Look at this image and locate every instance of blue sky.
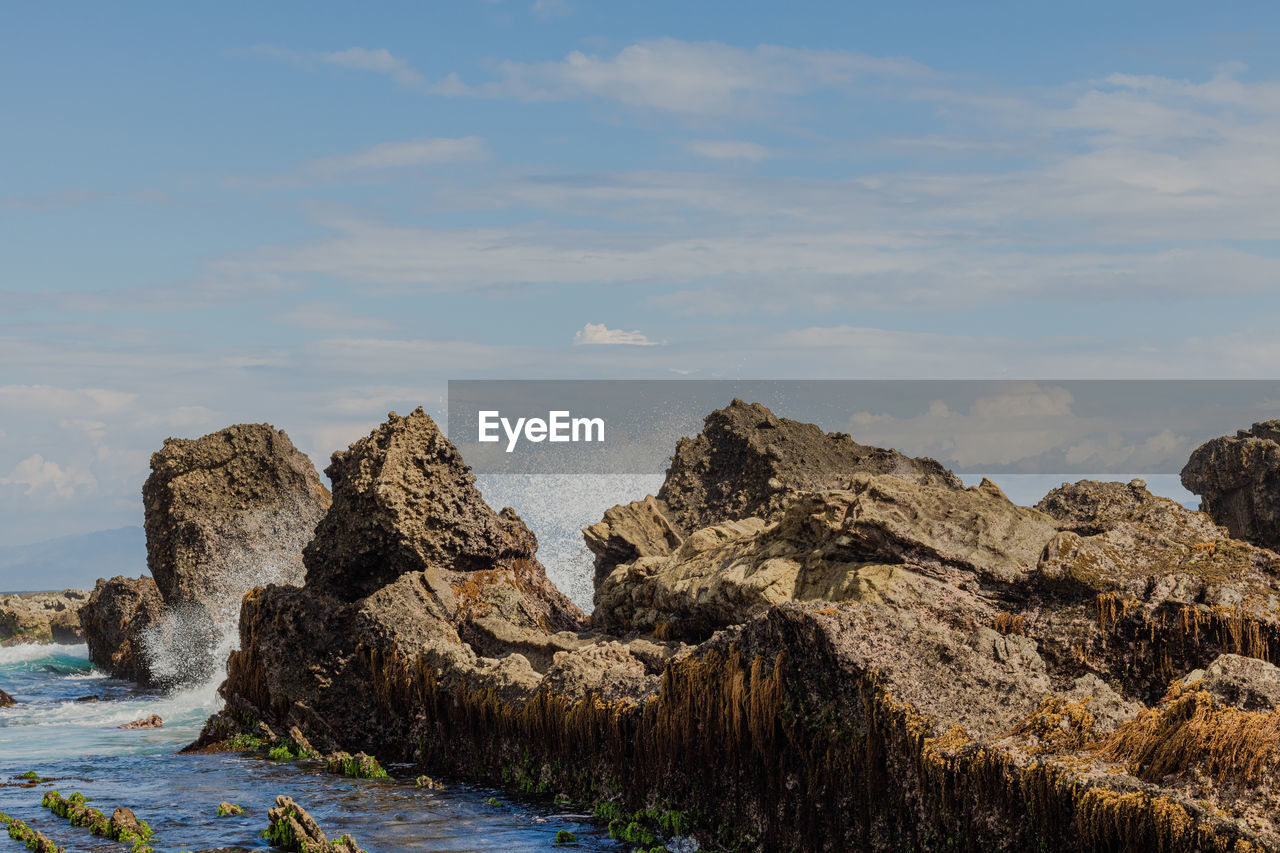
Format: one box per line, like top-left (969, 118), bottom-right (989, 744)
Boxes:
top-left (4, 1), bottom-right (1280, 545)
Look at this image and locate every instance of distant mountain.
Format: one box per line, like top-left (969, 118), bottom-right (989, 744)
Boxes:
top-left (0, 526), bottom-right (147, 592)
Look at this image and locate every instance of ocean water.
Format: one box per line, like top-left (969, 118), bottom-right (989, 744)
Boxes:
top-left (0, 643), bottom-right (618, 852)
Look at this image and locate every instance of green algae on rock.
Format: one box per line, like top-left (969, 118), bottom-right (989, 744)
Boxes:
top-left (0, 812), bottom-right (64, 853)
top-left (264, 796), bottom-right (365, 853)
top-left (41, 791), bottom-right (155, 853)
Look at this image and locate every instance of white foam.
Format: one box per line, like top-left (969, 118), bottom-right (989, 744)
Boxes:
top-left (0, 643), bottom-right (89, 665)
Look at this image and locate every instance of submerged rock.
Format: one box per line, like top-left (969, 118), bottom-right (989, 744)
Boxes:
top-left (198, 401), bottom-right (1280, 851)
top-left (0, 589), bottom-right (89, 645)
top-left (79, 576), bottom-right (164, 685)
top-left (1182, 420), bottom-right (1280, 549)
top-left (265, 796), bottom-right (364, 853)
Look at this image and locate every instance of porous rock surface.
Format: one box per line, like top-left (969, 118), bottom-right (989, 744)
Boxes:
top-left (1182, 419), bottom-right (1280, 549)
top-left (79, 576), bottom-right (165, 684)
top-left (145, 423), bottom-right (330, 620)
top-left (198, 404), bottom-right (1280, 852)
top-left (83, 424), bottom-right (329, 686)
top-left (0, 590), bottom-right (88, 645)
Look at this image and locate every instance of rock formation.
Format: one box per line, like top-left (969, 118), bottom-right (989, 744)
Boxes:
top-left (144, 423), bottom-right (330, 622)
top-left (584, 398), bottom-right (961, 590)
top-left (0, 590), bottom-right (88, 645)
top-left (1182, 420), bottom-right (1280, 549)
top-left (195, 402), bottom-right (1280, 851)
top-left (79, 576), bottom-right (164, 684)
top-left (0, 688), bottom-right (14, 707)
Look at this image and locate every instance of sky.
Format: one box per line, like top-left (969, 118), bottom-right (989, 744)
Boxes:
top-left (4, 1), bottom-right (1280, 546)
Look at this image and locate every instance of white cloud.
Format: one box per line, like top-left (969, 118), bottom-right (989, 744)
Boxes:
top-left (573, 323), bottom-right (664, 346)
top-left (0, 455), bottom-right (96, 499)
top-left (685, 139), bottom-right (773, 161)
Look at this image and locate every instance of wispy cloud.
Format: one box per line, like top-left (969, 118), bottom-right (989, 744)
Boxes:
top-left (531, 0), bottom-right (571, 19)
top-left (432, 38), bottom-right (933, 115)
top-left (320, 47), bottom-right (425, 87)
top-left (305, 137), bottom-right (487, 176)
top-left (573, 323), bottom-right (665, 346)
top-left (685, 139), bottom-right (773, 161)
top-left (248, 45), bottom-right (427, 90)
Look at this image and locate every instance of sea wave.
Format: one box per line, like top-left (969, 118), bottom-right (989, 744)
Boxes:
top-left (0, 642), bottom-right (89, 666)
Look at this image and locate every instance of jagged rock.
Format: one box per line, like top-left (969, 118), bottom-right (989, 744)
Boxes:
top-left (300, 408), bottom-right (580, 630)
top-left (304, 408), bottom-right (556, 602)
top-left (79, 576), bottom-right (164, 684)
top-left (0, 688), bottom-right (14, 707)
top-left (585, 399), bottom-right (962, 584)
top-left (0, 590), bottom-right (89, 645)
top-left (1182, 420), bottom-right (1280, 549)
top-left (658, 398), bottom-right (962, 533)
top-left (144, 423), bottom-right (329, 623)
top-left (120, 714), bottom-right (163, 729)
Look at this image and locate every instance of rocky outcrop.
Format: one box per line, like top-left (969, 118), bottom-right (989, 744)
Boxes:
top-left (0, 590), bottom-right (88, 645)
top-left (584, 398), bottom-right (962, 589)
top-left (198, 402), bottom-right (1280, 851)
top-left (79, 576), bottom-right (164, 684)
top-left (145, 423), bottom-right (329, 622)
top-left (1182, 420), bottom-right (1280, 549)
top-left (0, 688), bottom-right (14, 707)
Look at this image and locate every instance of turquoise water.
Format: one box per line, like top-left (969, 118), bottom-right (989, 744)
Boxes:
top-left (0, 643), bottom-right (617, 852)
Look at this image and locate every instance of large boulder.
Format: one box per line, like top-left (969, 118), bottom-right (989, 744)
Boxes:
top-left (1181, 420), bottom-right (1280, 549)
top-left (0, 688), bottom-right (13, 708)
top-left (0, 590), bottom-right (89, 645)
top-left (79, 576), bottom-right (164, 684)
top-left (144, 423), bottom-right (330, 625)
